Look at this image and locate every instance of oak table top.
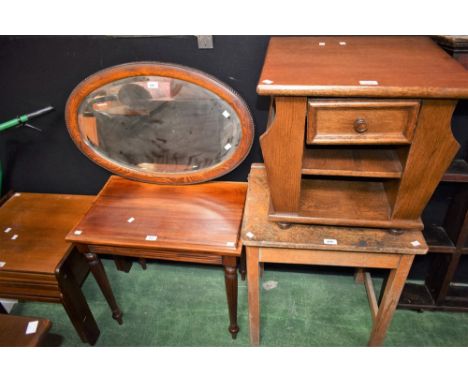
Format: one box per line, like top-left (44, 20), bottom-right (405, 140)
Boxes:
top-left (241, 164), bottom-right (428, 255)
top-left (0, 193), bottom-right (95, 274)
top-left (0, 314), bottom-right (51, 346)
top-left (257, 36), bottom-right (468, 98)
top-left (66, 176), bottom-right (247, 256)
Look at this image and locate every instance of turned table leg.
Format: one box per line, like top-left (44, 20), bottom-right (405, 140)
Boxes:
top-left (223, 256), bottom-right (239, 339)
top-left (58, 261), bottom-right (100, 345)
top-left (84, 252), bottom-right (123, 325)
top-left (368, 255), bottom-right (415, 346)
top-left (247, 246), bottom-right (261, 346)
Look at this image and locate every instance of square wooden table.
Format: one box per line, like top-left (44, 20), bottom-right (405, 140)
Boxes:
top-left (242, 165), bottom-right (428, 346)
top-left (0, 193), bottom-right (122, 345)
top-left (66, 176), bottom-right (247, 338)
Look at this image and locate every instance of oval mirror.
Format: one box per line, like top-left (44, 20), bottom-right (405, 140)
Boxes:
top-left (65, 62), bottom-right (254, 184)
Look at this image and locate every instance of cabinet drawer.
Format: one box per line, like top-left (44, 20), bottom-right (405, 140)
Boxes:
top-left (306, 99), bottom-right (420, 144)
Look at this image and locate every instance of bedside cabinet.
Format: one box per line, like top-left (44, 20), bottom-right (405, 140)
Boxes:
top-left (257, 36), bottom-right (468, 230)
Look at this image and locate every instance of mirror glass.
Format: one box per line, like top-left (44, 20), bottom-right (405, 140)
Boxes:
top-left (77, 76), bottom-right (242, 174)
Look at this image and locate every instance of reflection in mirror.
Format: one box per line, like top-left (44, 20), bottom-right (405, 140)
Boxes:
top-left (77, 76), bottom-right (242, 174)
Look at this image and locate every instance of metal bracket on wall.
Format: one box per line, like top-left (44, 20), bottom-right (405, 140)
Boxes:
top-left (196, 35), bottom-right (213, 49)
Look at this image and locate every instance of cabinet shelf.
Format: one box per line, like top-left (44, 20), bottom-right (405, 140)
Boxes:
top-left (302, 147), bottom-right (403, 179)
top-left (441, 159), bottom-right (468, 183)
top-left (423, 224), bottom-right (456, 253)
top-left (399, 283), bottom-right (468, 312)
top-left (268, 178), bottom-right (422, 229)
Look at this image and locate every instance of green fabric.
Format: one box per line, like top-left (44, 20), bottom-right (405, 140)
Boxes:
top-left (10, 259), bottom-right (468, 346)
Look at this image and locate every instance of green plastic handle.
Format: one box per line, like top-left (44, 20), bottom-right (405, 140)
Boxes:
top-left (0, 115), bottom-right (28, 132)
top-left (0, 115), bottom-right (27, 193)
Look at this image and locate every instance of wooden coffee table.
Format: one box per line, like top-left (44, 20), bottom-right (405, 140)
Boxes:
top-left (242, 165), bottom-right (428, 346)
top-left (0, 193), bottom-right (122, 345)
top-left (66, 176), bottom-right (247, 338)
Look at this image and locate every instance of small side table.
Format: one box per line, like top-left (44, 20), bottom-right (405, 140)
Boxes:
top-left (0, 314), bottom-right (51, 346)
top-left (242, 165), bottom-right (428, 346)
top-left (0, 193), bottom-right (122, 345)
top-left (66, 176), bottom-right (247, 338)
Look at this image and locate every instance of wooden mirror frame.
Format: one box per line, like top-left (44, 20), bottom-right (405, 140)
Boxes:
top-left (65, 62), bottom-right (254, 184)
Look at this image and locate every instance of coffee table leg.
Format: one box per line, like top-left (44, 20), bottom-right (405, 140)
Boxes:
top-left (84, 252), bottom-right (123, 325)
top-left (368, 254), bottom-right (415, 346)
top-left (58, 263), bottom-right (100, 345)
top-left (247, 246), bottom-right (261, 346)
top-left (223, 256), bottom-right (239, 339)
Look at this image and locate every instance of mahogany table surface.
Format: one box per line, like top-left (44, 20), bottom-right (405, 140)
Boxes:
top-left (0, 193), bottom-right (95, 274)
top-left (257, 36), bottom-right (468, 98)
top-left (0, 314), bottom-right (51, 346)
top-left (241, 164), bottom-right (428, 255)
top-left (66, 176), bottom-right (247, 256)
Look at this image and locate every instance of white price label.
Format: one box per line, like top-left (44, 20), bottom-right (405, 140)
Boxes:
top-left (359, 80), bottom-right (379, 86)
top-left (25, 320), bottom-right (39, 334)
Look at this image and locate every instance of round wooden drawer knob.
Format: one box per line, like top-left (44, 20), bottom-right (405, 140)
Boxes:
top-left (353, 118), bottom-right (368, 133)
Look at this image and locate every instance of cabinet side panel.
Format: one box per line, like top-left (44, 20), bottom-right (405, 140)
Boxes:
top-left (260, 96), bottom-right (307, 213)
top-left (392, 100), bottom-right (459, 220)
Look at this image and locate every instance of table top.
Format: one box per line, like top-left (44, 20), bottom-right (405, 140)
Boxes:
top-left (433, 35), bottom-right (468, 50)
top-left (257, 36), bottom-right (468, 98)
top-left (0, 314), bottom-right (51, 346)
top-left (241, 164), bottom-right (428, 255)
top-left (0, 193), bottom-right (94, 274)
top-left (66, 176), bottom-right (247, 255)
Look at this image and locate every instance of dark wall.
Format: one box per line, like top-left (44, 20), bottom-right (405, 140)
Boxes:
top-left (0, 36), bottom-right (270, 195)
top-left (1, 35), bottom-right (467, 281)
